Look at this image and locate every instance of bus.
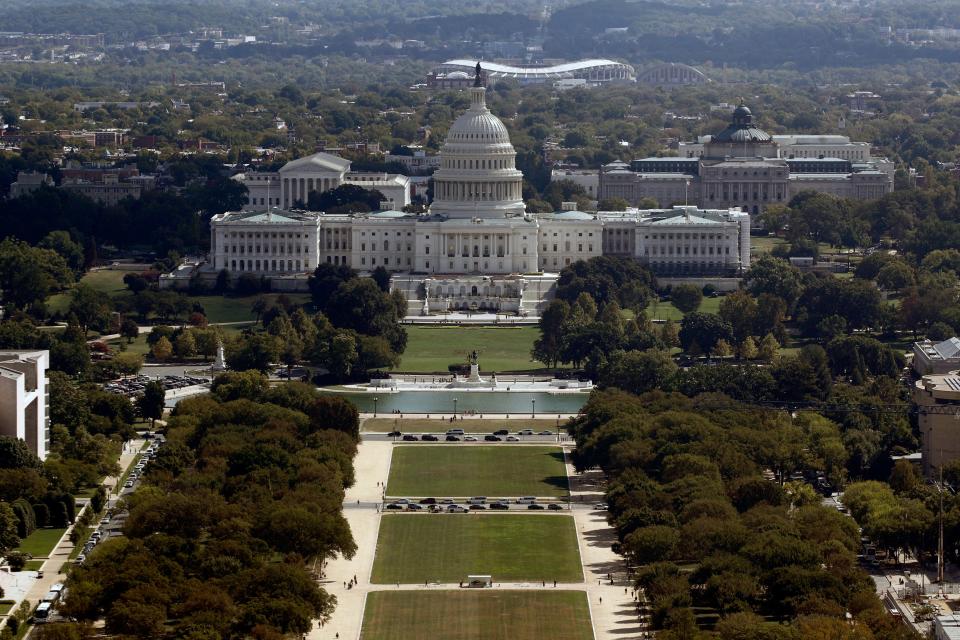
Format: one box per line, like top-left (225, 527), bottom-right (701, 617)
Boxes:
top-left (34, 602), bottom-right (52, 621)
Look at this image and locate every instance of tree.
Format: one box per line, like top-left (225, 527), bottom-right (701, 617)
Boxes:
top-left (38, 230), bottom-right (84, 274)
top-left (68, 284), bottom-right (113, 335)
top-left (744, 255), bottom-right (803, 309)
top-left (306, 184), bottom-right (385, 214)
top-left (533, 299), bottom-right (569, 368)
top-left (0, 237), bottom-right (73, 309)
top-left (371, 265), bottom-right (391, 292)
top-left (670, 284), bottom-right (703, 314)
top-left (0, 437), bottom-right (39, 470)
top-left (660, 320), bottom-right (680, 348)
top-left (711, 339), bottom-right (733, 359)
top-left (600, 349), bottom-right (677, 395)
top-left (307, 396), bottom-right (360, 439)
top-left (758, 334), bottom-right (780, 360)
top-left (718, 290), bottom-right (758, 344)
top-left (119, 318), bottom-right (139, 343)
top-left (308, 263), bottom-right (356, 309)
top-left (226, 333), bottom-right (281, 372)
top-left (122, 272), bottom-right (149, 294)
top-left (739, 336), bottom-right (758, 360)
top-left (0, 502), bottom-right (20, 553)
top-left (679, 313), bottom-right (734, 354)
top-left (876, 261), bottom-right (914, 291)
top-left (327, 332), bottom-right (358, 380)
top-left (150, 336), bottom-right (173, 362)
top-left (173, 330), bottom-right (197, 360)
top-left (137, 381), bottom-right (165, 428)
top-left (598, 197), bottom-right (629, 211)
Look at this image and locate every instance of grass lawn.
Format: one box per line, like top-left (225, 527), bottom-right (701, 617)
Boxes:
top-left (47, 269), bottom-right (132, 315)
top-left (15, 528), bottom-right (67, 557)
top-left (649, 295), bottom-right (722, 322)
top-left (387, 446), bottom-right (568, 497)
top-left (750, 235), bottom-right (788, 254)
top-left (371, 514), bottom-right (582, 584)
top-left (362, 590), bottom-right (593, 640)
top-left (364, 418), bottom-right (564, 433)
top-left (0, 603), bottom-right (11, 616)
top-left (24, 560), bottom-right (44, 571)
top-left (397, 326), bottom-right (543, 373)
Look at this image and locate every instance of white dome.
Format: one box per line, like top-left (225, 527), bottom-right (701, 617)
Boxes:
top-left (430, 86), bottom-right (526, 220)
top-left (444, 90), bottom-right (512, 146)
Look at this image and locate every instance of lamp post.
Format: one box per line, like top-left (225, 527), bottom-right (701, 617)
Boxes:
top-left (453, 397), bottom-right (458, 419)
top-left (531, 399), bottom-right (536, 419)
top-left (373, 396), bottom-right (378, 417)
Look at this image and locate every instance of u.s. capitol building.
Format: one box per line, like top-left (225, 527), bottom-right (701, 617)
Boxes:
top-left (184, 69), bottom-right (750, 317)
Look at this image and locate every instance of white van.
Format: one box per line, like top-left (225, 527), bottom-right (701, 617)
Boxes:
top-left (446, 428), bottom-right (465, 436)
top-left (516, 496), bottom-right (536, 504)
top-left (467, 496), bottom-right (487, 505)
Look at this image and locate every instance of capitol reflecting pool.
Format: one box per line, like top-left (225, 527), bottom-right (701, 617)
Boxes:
top-left (318, 389), bottom-right (589, 415)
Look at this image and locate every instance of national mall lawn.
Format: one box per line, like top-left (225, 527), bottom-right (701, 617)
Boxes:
top-left (361, 590), bottom-right (594, 640)
top-left (371, 513), bottom-right (582, 584)
top-left (385, 445), bottom-right (569, 497)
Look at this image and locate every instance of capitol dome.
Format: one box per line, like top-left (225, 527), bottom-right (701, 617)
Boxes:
top-left (429, 70), bottom-right (526, 220)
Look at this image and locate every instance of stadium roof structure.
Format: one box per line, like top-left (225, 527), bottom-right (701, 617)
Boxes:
top-left (437, 59), bottom-right (635, 83)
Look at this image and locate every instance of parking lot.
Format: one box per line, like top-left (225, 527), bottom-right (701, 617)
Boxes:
top-left (383, 496), bottom-right (572, 513)
top-left (101, 374), bottom-right (209, 397)
top-left (365, 428), bottom-right (563, 443)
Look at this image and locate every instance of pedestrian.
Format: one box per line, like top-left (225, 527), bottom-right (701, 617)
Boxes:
top-left (599, 597), bottom-right (602, 604)
top-left (354, 575), bottom-right (357, 583)
top-left (624, 588), bottom-right (627, 594)
top-left (553, 580), bottom-right (557, 587)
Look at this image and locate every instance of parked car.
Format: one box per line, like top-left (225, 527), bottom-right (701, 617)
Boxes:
top-left (445, 435), bottom-right (461, 442)
top-left (419, 497), bottom-right (437, 504)
top-left (447, 504), bottom-right (468, 513)
top-left (464, 436), bottom-right (478, 442)
top-left (385, 503), bottom-right (404, 510)
top-left (517, 429), bottom-right (534, 435)
top-left (422, 434), bottom-right (439, 441)
top-left (527, 504), bottom-right (545, 510)
top-left (516, 497), bottom-right (536, 504)
top-left (490, 502), bottom-right (510, 510)
top-left (440, 499), bottom-right (455, 505)
top-left (506, 436), bottom-right (520, 442)
top-left (394, 499), bottom-right (410, 505)
top-left (538, 430), bottom-right (553, 435)
top-left (548, 503), bottom-right (564, 511)
top-left (484, 435), bottom-right (501, 442)
top-left (594, 503), bottom-right (608, 511)
top-left (407, 503), bottom-right (423, 511)
top-left (493, 429), bottom-right (509, 436)
top-left (446, 429), bottom-right (465, 436)
top-left (402, 435), bottom-right (419, 441)
top-left (469, 504), bottom-right (487, 510)
top-left (387, 431), bottom-right (401, 437)
top-left (428, 505), bottom-right (442, 513)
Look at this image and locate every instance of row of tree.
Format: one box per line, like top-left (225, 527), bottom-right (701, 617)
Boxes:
top-left (568, 389), bottom-right (919, 640)
top-left (58, 376), bottom-right (359, 638)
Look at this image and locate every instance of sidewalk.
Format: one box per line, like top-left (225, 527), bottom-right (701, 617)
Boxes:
top-left (567, 460), bottom-right (647, 639)
top-left (308, 441), bottom-right (393, 640)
